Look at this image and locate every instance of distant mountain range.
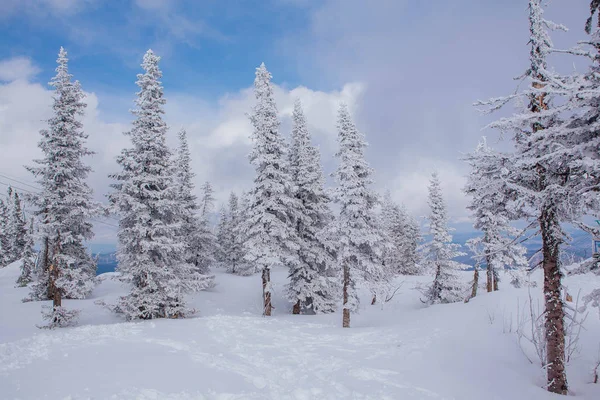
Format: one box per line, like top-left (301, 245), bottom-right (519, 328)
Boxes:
top-left (92, 229), bottom-right (596, 275)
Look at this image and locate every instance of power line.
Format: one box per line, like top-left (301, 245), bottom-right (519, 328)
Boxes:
top-left (0, 173), bottom-right (41, 191)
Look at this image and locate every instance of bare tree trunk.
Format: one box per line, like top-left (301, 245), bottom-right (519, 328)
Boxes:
top-left (43, 236), bottom-right (54, 300)
top-left (342, 264), bottom-right (350, 328)
top-left (486, 256), bottom-right (493, 293)
top-left (493, 268), bottom-right (499, 291)
top-left (371, 294), bottom-right (376, 305)
top-left (262, 267), bottom-right (272, 316)
top-left (540, 207), bottom-right (567, 395)
top-left (292, 300), bottom-right (300, 314)
top-left (50, 235), bottom-right (62, 324)
top-left (471, 268), bottom-right (479, 299)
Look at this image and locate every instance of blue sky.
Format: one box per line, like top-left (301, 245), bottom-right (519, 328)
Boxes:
top-left (0, 0), bottom-right (593, 245)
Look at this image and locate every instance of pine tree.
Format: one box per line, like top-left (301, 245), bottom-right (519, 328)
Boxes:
top-left (380, 192), bottom-right (422, 277)
top-left (16, 218), bottom-right (36, 287)
top-left (175, 129), bottom-right (215, 276)
top-left (399, 205), bottom-right (423, 275)
top-left (474, 1), bottom-right (573, 393)
top-left (0, 198), bottom-right (11, 266)
top-left (286, 99), bottom-right (337, 314)
top-left (245, 63), bottom-right (300, 316)
top-left (463, 138), bottom-right (528, 291)
top-left (215, 204), bottom-right (230, 266)
top-left (109, 50), bottom-right (212, 320)
top-left (8, 192), bottom-right (27, 263)
top-left (26, 47), bottom-right (98, 301)
top-left (332, 104), bottom-right (385, 327)
top-left (421, 172), bottom-right (465, 305)
top-left (223, 192), bottom-right (252, 275)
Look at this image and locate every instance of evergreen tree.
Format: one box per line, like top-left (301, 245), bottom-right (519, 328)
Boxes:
top-left (463, 138), bottom-right (528, 291)
top-left (380, 192), bottom-right (422, 276)
top-left (200, 181), bottom-right (215, 218)
top-left (215, 204), bottom-right (230, 266)
top-left (109, 50), bottom-right (212, 320)
top-left (286, 99), bottom-right (337, 314)
top-left (0, 198), bottom-right (10, 266)
top-left (399, 205), bottom-right (423, 275)
top-left (332, 104), bottom-right (385, 327)
top-left (474, 1), bottom-right (574, 392)
top-left (223, 192), bottom-right (252, 275)
top-left (8, 191), bottom-right (27, 263)
top-left (245, 63), bottom-right (300, 316)
top-left (16, 218), bottom-right (36, 287)
top-left (26, 47), bottom-right (98, 301)
top-left (175, 129), bottom-right (215, 276)
top-left (421, 172), bottom-right (465, 304)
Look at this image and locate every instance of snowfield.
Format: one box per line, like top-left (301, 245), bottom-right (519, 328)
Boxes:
top-left (1, 262), bottom-right (599, 400)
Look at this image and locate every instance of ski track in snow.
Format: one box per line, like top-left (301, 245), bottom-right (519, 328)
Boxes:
top-left (1, 265), bottom-right (599, 399)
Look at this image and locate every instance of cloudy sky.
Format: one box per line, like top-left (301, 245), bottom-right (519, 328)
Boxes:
top-left (0, 0), bottom-right (592, 246)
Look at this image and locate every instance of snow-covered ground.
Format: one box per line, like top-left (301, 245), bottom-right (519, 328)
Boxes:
top-left (1, 263), bottom-right (599, 400)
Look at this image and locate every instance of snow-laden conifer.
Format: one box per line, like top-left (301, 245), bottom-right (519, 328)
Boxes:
top-left (8, 191), bottom-right (27, 263)
top-left (421, 172), bottom-right (465, 304)
top-left (245, 63), bottom-right (300, 316)
top-left (380, 192), bottom-right (422, 276)
top-left (109, 50), bottom-right (212, 320)
top-left (0, 198), bottom-right (11, 266)
top-left (175, 129), bottom-right (215, 275)
top-left (16, 218), bottom-right (36, 287)
top-left (26, 47), bottom-right (98, 301)
top-left (286, 99), bottom-right (337, 314)
top-left (474, 1), bottom-right (573, 392)
top-left (332, 104), bottom-right (385, 327)
top-left (463, 138), bottom-right (528, 291)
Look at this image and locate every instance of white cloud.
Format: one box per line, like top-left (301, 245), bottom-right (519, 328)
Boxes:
top-left (0, 57), bottom-right (41, 82)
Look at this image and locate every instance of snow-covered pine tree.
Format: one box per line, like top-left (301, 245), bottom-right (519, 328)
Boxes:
top-left (474, 1), bottom-right (574, 393)
top-left (200, 181), bottom-right (215, 218)
top-left (463, 138), bottom-right (528, 291)
top-left (175, 129), bottom-right (215, 276)
top-left (332, 103), bottom-right (385, 327)
top-left (286, 99), bottom-right (337, 314)
top-left (215, 204), bottom-right (231, 266)
top-left (26, 47), bottom-right (98, 301)
top-left (421, 172), bottom-right (465, 305)
top-left (245, 63), bottom-right (300, 316)
top-left (8, 191), bottom-right (27, 263)
top-left (399, 205), bottom-right (423, 275)
top-left (380, 192), bottom-right (404, 277)
top-left (224, 192), bottom-right (252, 275)
top-left (0, 198), bottom-right (10, 266)
top-left (109, 50), bottom-right (212, 320)
top-left (16, 218), bottom-right (36, 287)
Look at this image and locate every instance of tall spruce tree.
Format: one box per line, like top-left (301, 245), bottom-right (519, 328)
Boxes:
top-left (16, 218), bottom-right (36, 287)
top-left (109, 50), bottom-right (212, 320)
top-left (0, 198), bottom-right (11, 266)
top-left (26, 47), bottom-right (98, 302)
top-left (8, 192), bottom-right (27, 263)
top-left (332, 104), bottom-right (385, 327)
top-left (287, 99), bottom-right (337, 314)
top-left (245, 63), bottom-right (300, 316)
top-left (474, 1), bottom-right (574, 393)
top-left (421, 172), bottom-right (465, 304)
top-left (175, 129), bottom-right (215, 276)
top-left (463, 138), bottom-right (528, 291)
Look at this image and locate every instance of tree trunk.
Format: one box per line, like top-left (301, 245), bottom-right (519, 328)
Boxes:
top-left (371, 294), bottom-right (376, 305)
top-left (43, 236), bottom-right (54, 300)
top-left (540, 207), bottom-right (568, 395)
top-left (342, 264), bottom-right (350, 328)
top-left (471, 268), bottom-right (479, 299)
top-left (262, 267), bottom-right (272, 316)
top-left (486, 256), bottom-right (493, 293)
top-left (292, 300), bottom-right (300, 315)
top-left (493, 268), bottom-right (499, 291)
